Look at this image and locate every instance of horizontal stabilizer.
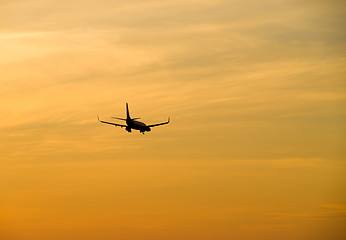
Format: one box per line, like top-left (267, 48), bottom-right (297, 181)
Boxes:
top-left (111, 117), bottom-right (127, 121)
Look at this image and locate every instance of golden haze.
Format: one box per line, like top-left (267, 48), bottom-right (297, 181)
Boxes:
top-left (0, 0), bottom-right (345, 239)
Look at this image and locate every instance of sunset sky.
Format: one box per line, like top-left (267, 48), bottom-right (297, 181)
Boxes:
top-left (1, 0), bottom-right (345, 239)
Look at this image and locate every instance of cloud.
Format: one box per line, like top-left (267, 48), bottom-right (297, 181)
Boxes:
top-left (0, 0), bottom-right (344, 174)
top-left (272, 204), bottom-right (346, 220)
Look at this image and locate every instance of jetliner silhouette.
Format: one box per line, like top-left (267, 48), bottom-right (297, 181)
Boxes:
top-left (98, 103), bottom-right (170, 134)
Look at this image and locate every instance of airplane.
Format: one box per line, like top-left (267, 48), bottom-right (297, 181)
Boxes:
top-left (98, 103), bottom-right (170, 134)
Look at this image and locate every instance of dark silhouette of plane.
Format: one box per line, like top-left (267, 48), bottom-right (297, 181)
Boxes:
top-left (98, 103), bottom-right (170, 134)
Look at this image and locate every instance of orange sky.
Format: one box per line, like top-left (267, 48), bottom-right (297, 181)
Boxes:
top-left (1, 0), bottom-right (345, 239)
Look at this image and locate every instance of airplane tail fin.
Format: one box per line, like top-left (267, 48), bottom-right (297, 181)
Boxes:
top-left (126, 103), bottom-right (131, 120)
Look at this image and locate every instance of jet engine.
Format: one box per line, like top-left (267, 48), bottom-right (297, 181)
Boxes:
top-left (126, 126), bottom-right (132, 132)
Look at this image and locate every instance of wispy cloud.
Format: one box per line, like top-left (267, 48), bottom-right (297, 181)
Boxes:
top-left (271, 204), bottom-right (346, 220)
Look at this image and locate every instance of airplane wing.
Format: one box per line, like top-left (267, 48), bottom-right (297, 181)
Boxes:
top-left (147, 117), bottom-right (170, 128)
top-left (98, 116), bottom-right (127, 128)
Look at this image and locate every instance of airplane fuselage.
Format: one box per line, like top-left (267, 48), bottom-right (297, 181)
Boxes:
top-left (126, 119), bottom-right (151, 133)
